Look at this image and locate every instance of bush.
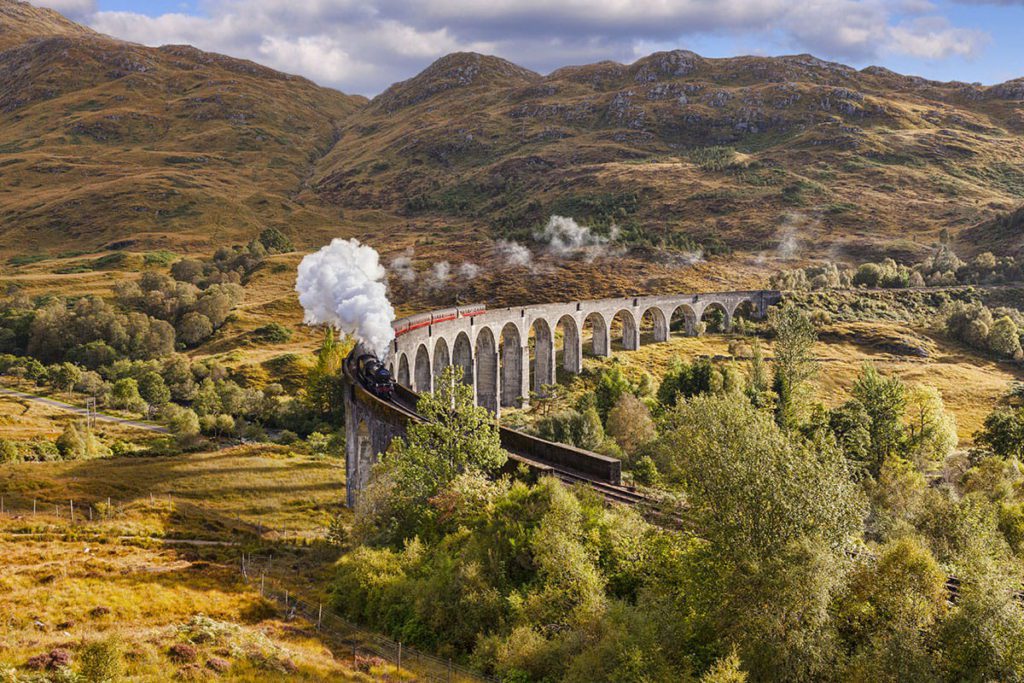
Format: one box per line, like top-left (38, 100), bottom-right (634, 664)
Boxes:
top-left (168, 643), bottom-right (197, 664)
top-left (56, 422), bottom-right (87, 460)
top-left (0, 439), bottom-right (21, 463)
top-left (258, 227), bottom-right (294, 253)
top-left (253, 323), bottom-right (292, 344)
top-left (79, 637), bottom-right (124, 683)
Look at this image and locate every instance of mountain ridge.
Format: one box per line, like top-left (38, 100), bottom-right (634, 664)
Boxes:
top-left (1, 0), bottom-right (1022, 276)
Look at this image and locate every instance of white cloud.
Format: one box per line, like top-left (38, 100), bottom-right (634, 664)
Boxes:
top-left (885, 17), bottom-right (988, 59)
top-left (33, 0), bottom-right (96, 19)
top-left (32, 0), bottom-right (995, 94)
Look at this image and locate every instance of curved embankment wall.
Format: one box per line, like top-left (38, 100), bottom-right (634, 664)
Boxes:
top-left (345, 290), bottom-right (782, 507)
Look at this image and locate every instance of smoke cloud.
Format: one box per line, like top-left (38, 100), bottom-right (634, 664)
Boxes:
top-left (495, 239), bottom-right (533, 267)
top-left (534, 215), bottom-right (620, 261)
top-left (390, 252), bottom-right (416, 283)
top-left (428, 260), bottom-right (451, 288)
top-left (458, 262), bottom-right (481, 279)
top-left (776, 212), bottom-right (811, 260)
top-left (295, 238), bottom-right (396, 358)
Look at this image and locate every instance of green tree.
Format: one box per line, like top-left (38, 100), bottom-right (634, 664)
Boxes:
top-left (989, 316), bottom-right (1022, 359)
top-left (258, 226), bottom-right (294, 253)
top-left (177, 311), bottom-right (213, 346)
top-left (0, 439), bottom-right (20, 463)
top-left (746, 339), bottom-right (774, 409)
top-left (836, 538), bottom-right (945, 681)
top-left (595, 364), bottom-right (633, 423)
top-left (357, 365), bottom-right (506, 544)
top-left (769, 303), bottom-right (818, 429)
top-left (50, 362), bottom-right (82, 398)
top-left (652, 393), bottom-right (864, 559)
top-left (110, 377), bottom-right (146, 413)
top-left (828, 399), bottom-right (873, 475)
top-left (605, 392), bottom-right (656, 457)
top-left (903, 384), bottom-right (957, 468)
top-left (137, 371), bottom-right (171, 406)
top-left (976, 407), bottom-right (1024, 459)
top-left (56, 421), bottom-right (86, 459)
top-left (536, 407), bottom-right (605, 451)
top-left (305, 329), bottom-right (348, 421)
top-left (852, 365), bottom-right (906, 477)
top-left (167, 406), bottom-right (201, 445)
top-left (700, 648), bottom-right (747, 683)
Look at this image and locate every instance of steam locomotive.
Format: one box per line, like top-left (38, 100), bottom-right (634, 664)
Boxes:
top-left (356, 353), bottom-right (396, 399)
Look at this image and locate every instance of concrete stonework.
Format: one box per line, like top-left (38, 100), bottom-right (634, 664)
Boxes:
top-left (389, 290), bottom-right (780, 415)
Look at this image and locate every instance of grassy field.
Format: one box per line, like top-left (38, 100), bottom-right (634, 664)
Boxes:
top-left (0, 446), bottom-right (452, 682)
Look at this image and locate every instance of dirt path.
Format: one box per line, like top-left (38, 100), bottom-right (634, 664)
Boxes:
top-left (0, 387), bottom-right (168, 433)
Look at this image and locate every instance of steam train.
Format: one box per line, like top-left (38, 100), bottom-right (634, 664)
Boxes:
top-left (356, 353), bottom-right (396, 400)
top-left (393, 303), bottom-right (486, 338)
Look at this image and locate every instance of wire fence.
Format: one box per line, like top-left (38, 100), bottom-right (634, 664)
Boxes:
top-left (240, 553), bottom-right (495, 683)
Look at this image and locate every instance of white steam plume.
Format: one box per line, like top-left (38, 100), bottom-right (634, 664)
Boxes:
top-left (534, 215), bottom-right (620, 261)
top-left (495, 239), bottom-right (533, 267)
top-left (429, 261), bottom-right (451, 288)
top-left (458, 262), bottom-right (481, 279)
top-left (390, 250), bottom-right (416, 283)
top-left (295, 238), bottom-right (395, 359)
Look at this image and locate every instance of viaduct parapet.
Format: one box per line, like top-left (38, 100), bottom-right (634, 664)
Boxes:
top-left (344, 290), bottom-right (782, 506)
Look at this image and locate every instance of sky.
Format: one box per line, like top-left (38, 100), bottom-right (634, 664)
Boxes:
top-left (34, 0), bottom-right (1024, 96)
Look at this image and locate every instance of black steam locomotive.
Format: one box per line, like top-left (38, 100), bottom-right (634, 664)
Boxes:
top-left (356, 353), bottom-right (396, 400)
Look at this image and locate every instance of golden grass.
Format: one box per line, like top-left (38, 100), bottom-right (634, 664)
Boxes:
top-left (0, 445), bottom-right (372, 681)
top-left (0, 392), bottom-right (164, 444)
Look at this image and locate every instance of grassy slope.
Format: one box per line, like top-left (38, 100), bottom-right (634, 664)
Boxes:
top-left (0, 0), bottom-right (366, 256)
top-left (316, 52), bottom-right (1024, 266)
top-left (0, 446), bottom-right (418, 681)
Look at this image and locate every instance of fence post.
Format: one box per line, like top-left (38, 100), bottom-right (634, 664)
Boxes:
top-left (70, 499), bottom-right (74, 523)
top-left (33, 499), bottom-right (36, 515)
top-left (397, 641), bottom-right (402, 674)
top-left (260, 572), bottom-right (265, 597)
top-left (448, 658), bottom-right (453, 683)
top-left (1, 496), bottom-right (4, 514)
top-left (317, 603), bottom-right (322, 631)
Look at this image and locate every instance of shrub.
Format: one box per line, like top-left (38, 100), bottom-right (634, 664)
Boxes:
top-left (26, 648), bottom-right (72, 671)
top-left (258, 227), bottom-right (294, 253)
top-left (79, 637), bottom-right (124, 683)
top-left (56, 422), bottom-right (87, 460)
top-left (168, 643), bottom-right (197, 664)
top-left (0, 439), bottom-right (21, 463)
top-left (253, 323), bottom-right (292, 344)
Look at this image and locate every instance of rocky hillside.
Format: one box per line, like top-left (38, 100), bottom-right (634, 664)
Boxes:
top-left (0, 0), bottom-right (365, 255)
top-left (316, 51), bottom-right (1024, 262)
top-left (1, 1), bottom-right (1022, 295)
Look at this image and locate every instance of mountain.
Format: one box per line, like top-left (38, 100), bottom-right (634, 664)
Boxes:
top-left (0, 0), bottom-right (94, 49)
top-left (0, 0), bottom-right (365, 255)
top-left (315, 50), bottom-right (1024, 262)
top-left (1, 0), bottom-right (1022, 279)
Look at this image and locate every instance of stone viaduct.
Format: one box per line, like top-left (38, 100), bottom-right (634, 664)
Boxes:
top-left (344, 289), bottom-right (782, 507)
top-left (388, 290), bottom-right (782, 415)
